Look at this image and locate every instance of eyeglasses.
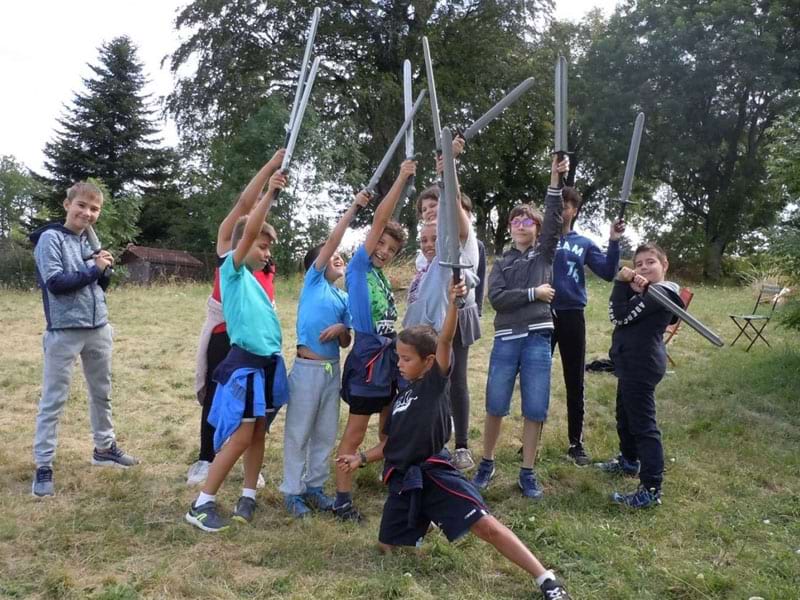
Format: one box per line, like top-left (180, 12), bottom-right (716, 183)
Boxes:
top-left (510, 217), bottom-right (537, 228)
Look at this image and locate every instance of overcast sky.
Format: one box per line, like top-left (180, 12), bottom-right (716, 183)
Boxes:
top-left (0, 0), bottom-right (618, 173)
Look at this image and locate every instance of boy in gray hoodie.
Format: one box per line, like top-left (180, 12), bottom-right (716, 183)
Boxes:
top-left (29, 181), bottom-right (138, 498)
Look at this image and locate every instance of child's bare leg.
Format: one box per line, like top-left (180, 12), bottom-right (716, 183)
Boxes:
top-left (335, 414), bottom-right (371, 493)
top-left (242, 417), bottom-right (267, 490)
top-left (482, 414), bottom-right (503, 460)
top-left (202, 422), bottom-right (256, 495)
top-left (470, 515), bottom-right (547, 578)
top-left (521, 419), bottom-right (543, 469)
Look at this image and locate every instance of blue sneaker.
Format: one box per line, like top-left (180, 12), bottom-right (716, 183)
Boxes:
top-left (610, 485), bottom-right (662, 509)
top-left (284, 494), bottom-right (311, 519)
top-left (232, 496), bottom-right (257, 524)
top-left (472, 459), bottom-right (496, 490)
top-left (32, 466), bottom-right (55, 498)
top-left (518, 469), bottom-right (544, 499)
top-left (595, 454), bottom-right (640, 476)
top-left (302, 487), bottom-right (334, 512)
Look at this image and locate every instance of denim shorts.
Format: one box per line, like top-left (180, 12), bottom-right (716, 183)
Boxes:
top-left (485, 330), bottom-right (552, 421)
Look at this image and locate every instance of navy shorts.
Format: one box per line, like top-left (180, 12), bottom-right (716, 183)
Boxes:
top-left (378, 468), bottom-right (489, 547)
top-left (244, 365), bottom-right (279, 430)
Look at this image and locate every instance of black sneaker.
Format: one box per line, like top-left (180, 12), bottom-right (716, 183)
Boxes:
top-left (540, 577), bottom-right (571, 599)
top-left (595, 454), bottom-right (639, 476)
top-left (333, 501), bottom-right (364, 523)
top-left (92, 442), bottom-right (139, 468)
top-left (232, 496), bottom-right (257, 523)
top-left (32, 466), bottom-right (55, 498)
top-left (185, 501), bottom-right (229, 532)
top-left (567, 443), bottom-right (591, 466)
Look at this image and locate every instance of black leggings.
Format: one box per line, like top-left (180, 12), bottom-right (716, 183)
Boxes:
top-left (615, 371), bottom-right (664, 490)
top-left (198, 331), bottom-right (231, 462)
top-left (450, 324), bottom-right (471, 449)
top-left (551, 309), bottom-right (587, 446)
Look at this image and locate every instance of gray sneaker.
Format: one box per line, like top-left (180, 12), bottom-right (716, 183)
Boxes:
top-left (32, 466), bottom-right (54, 498)
top-left (232, 496), bottom-right (257, 524)
top-left (92, 442), bottom-right (139, 468)
top-left (185, 501), bottom-right (229, 532)
top-left (452, 448), bottom-right (475, 470)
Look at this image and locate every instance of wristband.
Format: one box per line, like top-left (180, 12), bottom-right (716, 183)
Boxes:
top-left (358, 449), bottom-right (368, 468)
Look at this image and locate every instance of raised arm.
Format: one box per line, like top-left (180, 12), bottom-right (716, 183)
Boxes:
top-left (364, 159), bottom-right (417, 255)
top-left (537, 155), bottom-right (568, 263)
top-left (232, 171), bottom-right (286, 269)
top-left (314, 190), bottom-right (371, 271)
top-left (437, 136), bottom-right (470, 243)
top-left (436, 279), bottom-right (465, 374)
top-left (217, 149), bottom-right (285, 255)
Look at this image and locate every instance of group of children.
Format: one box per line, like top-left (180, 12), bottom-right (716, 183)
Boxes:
top-left (27, 133), bottom-right (687, 599)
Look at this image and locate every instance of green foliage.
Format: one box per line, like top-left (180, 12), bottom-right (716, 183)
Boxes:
top-left (37, 36), bottom-right (175, 217)
top-left (87, 178), bottom-right (142, 254)
top-left (0, 155), bottom-right (47, 238)
top-left (575, 0), bottom-right (800, 279)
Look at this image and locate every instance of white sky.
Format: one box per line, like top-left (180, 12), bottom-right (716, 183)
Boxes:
top-left (0, 0), bottom-right (617, 173)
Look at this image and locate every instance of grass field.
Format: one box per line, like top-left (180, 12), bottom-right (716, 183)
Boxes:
top-left (1, 268), bottom-right (798, 599)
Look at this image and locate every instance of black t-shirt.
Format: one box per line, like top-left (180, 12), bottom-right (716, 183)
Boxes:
top-left (383, 364), bottom-right (452, 471)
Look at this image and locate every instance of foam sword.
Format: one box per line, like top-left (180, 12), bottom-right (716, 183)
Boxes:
top-left (284, 7), bottom-right (321, 147)
top-left (554, 55), bottom-right (568, 188)
top-left (395, 59), bottom-right (417, 219)
top-left (85, 225), bottom-right (113, 277)
top-left (616, 112), bottom-right (645, 222)
top-left (440, 127), bottom-right (472, 309)
top-left (646, 283), bottom-right (724, 347)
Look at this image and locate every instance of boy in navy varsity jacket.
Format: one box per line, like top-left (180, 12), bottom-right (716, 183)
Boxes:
top-left (30, 182), bottom-right (139, 498)
top-left (472, 155), bottom-right (568, 500)
top-left (336, 281), bottom-right (572, 600)
top-left (552, 187), bottom-right (623, 465)
top-left (597, 243), bottom-right (683, 509)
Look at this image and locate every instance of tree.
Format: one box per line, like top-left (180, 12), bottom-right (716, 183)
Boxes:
top-left (575, 0), bottom-right (800, 279)
top-left (167, 0), bottom-right (557, 254)
top-left (39, 36), bottom-right (175, 215)
top-left (0, 156), bottom-right (46, 239)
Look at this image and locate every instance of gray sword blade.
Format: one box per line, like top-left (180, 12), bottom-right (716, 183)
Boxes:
top-left (404, 60), bottom-right (414, 158)
top-left (282, 56), bottom-right (321, 171)
top-left (422, 37), bottom-right (442, 152)
top-left (462, 77), bottom-right (535, 141)
top-left (554, 55), bottom-right (568, 153)
top-left (365, 90), bottom-right (426, 195)
top-left (619, 112), bottom-right (645, 214)
top-left (287, 7), bottom-right (321, 137)
top-left (440, 128), bottom-right (471, 307)
top-left (85, 225), bottom-right (102, 252)
top-left (648, 284), bottom-right (724, 347)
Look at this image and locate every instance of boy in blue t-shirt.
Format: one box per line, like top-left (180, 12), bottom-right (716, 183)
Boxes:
top-left (551, 187), bottom-right (623, 465)
top-left (185, 167), bottom-right (288, 533)
top-left (279, 190), bottom-right (370, 518)
top-left (333, 159), bottom-right (417, 522)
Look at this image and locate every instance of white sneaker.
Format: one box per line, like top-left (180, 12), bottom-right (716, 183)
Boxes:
top-left (186, 460), bottom-right (211, 486)
top-left (257, 471), bottom-right (266, 489)
top-left (452, 448), bottom-right (475, 471)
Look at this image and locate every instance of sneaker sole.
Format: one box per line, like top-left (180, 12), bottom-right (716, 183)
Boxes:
top-left (91, 458), bottom-right (134, 469)
top-left (31, 488), bottom-right (54, 498)
top-left (185, 512), bottom-right (229, 532)
top-left (231, 514), bottom-right (253, 524)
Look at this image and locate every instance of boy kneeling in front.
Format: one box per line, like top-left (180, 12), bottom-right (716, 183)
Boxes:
top-left (337, 281), bottom-right (571, 600)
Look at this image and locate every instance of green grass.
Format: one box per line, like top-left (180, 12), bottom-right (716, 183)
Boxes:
top-left (1, 269), bottom-right (798, 599)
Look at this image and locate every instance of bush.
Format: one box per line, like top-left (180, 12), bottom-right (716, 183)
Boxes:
top-left (0, 239), bottom-right (36, 289)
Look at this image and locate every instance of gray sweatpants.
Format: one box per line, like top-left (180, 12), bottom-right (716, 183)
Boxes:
top-left (33, 325), bottom-right (116, 467)
top-left (280, 357), bottom-right (340, 496)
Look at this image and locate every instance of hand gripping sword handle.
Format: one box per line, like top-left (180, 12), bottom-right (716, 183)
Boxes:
top-left (452, 268), bottom-right (465, 309)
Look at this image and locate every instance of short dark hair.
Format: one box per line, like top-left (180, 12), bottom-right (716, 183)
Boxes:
top-left (303, 243), bottom-right (325, 272)
top-left (562, 187), bottom-right (582, 210)
top-left (398, 325), bottom-right (437, 358)
top-left (415, 185), bottom-right (440, 218)
top-left (66, 181), bottom-right (103, 204)
top-left (382, 220), bottom-right (406, 248)
top-left (231, 216), bottom-right (277, 250)
top-left (634, 243), bottom-right (668, 265)
top-left (508, 204), bottom-right (542, 228)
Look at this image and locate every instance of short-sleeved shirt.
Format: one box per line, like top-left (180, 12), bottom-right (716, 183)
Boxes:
top-left (219, 254), bottom-right (282, 357)
top-left (383, 365), bottom-right (451, 471)
top-left (345, 244), bottom-right (397, 335)
top-left (296, 264), bottom-right (351, 359)
top-left (212, 252), bottom-right (276, 334)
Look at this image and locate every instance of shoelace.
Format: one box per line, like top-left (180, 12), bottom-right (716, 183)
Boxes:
top-left (544, 588), bottom-right (567, 600)
top-left (37, 468), bottom-right (53, 483)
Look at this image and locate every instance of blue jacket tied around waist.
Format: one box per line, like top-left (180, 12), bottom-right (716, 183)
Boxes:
top-left (208, 346), bottom-right (289, 452)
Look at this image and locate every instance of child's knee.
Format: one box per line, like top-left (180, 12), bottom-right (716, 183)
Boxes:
top-left (471, 515), bottom-right (503, 543)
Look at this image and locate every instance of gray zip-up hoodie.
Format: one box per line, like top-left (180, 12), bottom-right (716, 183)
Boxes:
top-left (488, 186), bottom-right (563, 338)
top-left (30, 223), bottom-right (111, 330)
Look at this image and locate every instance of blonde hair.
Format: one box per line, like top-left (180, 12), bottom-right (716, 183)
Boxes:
top-left (66, 182), bottom-right (103, 204)
top-left (231, 216), bottom-right (278, 249)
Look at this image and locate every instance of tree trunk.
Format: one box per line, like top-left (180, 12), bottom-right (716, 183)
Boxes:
top-left (702, 237), bottom-right (726, 281)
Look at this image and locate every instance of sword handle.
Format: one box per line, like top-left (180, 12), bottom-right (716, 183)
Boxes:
top-left (556, 150), bottom-right (567, 188)
top-left (452, 268), bottom-right (465, 309)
